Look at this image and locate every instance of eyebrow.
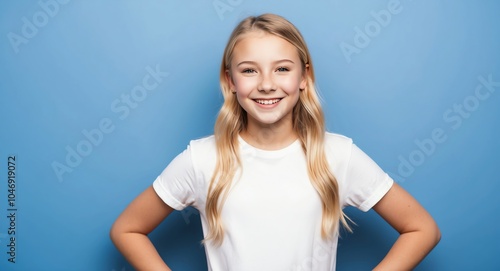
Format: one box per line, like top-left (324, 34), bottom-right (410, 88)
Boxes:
top-left (236, 59), bottom-right (295, 67)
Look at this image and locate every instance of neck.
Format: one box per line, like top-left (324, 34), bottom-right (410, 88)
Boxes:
top-left (240, 119), bottom-right (298, 150)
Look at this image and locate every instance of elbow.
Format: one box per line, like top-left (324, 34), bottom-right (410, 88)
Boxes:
top-left (109, 223), bottom-right (117, 243)
top-left (410, 217), bottom-right (441, 249)
top-left (425, 218), bottom-right (441, 249)
top-left (432, 222), bottom-right (441, 247)
top-left (109, 221), bottom-right (122, 245)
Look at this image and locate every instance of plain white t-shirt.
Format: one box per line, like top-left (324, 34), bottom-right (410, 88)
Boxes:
top-left (153, 133), bottom-right (394, 271)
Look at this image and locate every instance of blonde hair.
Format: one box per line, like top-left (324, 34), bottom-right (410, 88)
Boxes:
top-left (205, 13), bottom-right (350, 246)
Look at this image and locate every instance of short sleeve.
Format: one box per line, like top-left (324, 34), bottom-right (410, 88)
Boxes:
top-left (152, 146), bottom-right (197, 211)
top-left (343, 144), bottom-right (394, 212)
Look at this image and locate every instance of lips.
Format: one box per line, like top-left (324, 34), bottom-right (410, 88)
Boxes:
top-left (254, 98), bottom-right (282, 105)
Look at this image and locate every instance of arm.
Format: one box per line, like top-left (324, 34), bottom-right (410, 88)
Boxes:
top-left (110, 186), bottom-right (174, 271)
top-left (372, 183), bottom-right (441, 271)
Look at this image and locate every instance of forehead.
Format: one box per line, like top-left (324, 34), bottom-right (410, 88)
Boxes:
top-left (231, 31), bottom-right (300, 63)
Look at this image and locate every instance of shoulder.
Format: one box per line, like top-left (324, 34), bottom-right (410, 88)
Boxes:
top-left (190, 134), bottom-right (215, 143)
top-left (324, 132), bottom-right (354, 155)
top-left (323, 132), bottom-right (355, 180)
top-left (324, 132), bottom-right (353, 144)
top-left (187, 135), bottom-right (217, 170)
top-left (188, 134), bottom-right (216, 152)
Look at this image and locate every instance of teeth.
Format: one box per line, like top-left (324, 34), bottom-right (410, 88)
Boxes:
top-left (255, 99), bottom-right (280, 105)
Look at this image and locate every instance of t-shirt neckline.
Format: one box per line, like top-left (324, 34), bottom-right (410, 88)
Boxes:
top-left (237, 135), bottom-right (302, 159)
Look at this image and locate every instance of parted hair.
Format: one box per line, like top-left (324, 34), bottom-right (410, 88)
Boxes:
top-left (205, 13), bottom-right (351, 246)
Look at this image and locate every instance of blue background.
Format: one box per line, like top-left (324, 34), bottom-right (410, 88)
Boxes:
top-left (1, 1), bottom-right (499, 270)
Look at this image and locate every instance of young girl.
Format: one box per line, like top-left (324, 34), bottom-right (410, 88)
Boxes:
top-left (110, 13), bottom-right (440, 271)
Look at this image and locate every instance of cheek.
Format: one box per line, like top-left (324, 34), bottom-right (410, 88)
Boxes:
top-left (233, 77), bottom-right (256, 93)
top-left (276, 76), bottom-right (302, 93)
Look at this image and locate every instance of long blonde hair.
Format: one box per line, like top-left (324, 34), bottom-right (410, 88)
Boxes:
top-left (205, 13), bottom-right (350, 246)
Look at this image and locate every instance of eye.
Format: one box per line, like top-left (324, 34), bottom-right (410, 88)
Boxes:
top-left (276, 66), bottom-right (289, 72)
top-left (242, 68), bottom-right (256, 74)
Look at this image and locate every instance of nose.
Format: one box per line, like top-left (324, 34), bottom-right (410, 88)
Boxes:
top-left (257, 72), bottom-right (276, 93)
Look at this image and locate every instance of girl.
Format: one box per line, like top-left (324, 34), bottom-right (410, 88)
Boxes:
top-left (110, 13), bottom-right (440, 271)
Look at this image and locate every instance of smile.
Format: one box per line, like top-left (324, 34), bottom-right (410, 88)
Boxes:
top-left (254, 98), bottom-right (282, 105)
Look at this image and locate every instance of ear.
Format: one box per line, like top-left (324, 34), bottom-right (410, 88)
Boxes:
top-left (225, 69), bottom-right (236, 93)
top-left (299, 64), bottom-right (310, 91)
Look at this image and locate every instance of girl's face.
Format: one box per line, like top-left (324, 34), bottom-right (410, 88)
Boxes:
top-left (227, 31), bottom-right (307, 131)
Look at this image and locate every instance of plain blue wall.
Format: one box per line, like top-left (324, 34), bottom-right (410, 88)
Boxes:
top-left (1, 1), bottom-right (499, 270)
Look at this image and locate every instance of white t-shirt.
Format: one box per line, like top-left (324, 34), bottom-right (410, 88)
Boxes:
top-left (153, 133), bottom-right (394, 271)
